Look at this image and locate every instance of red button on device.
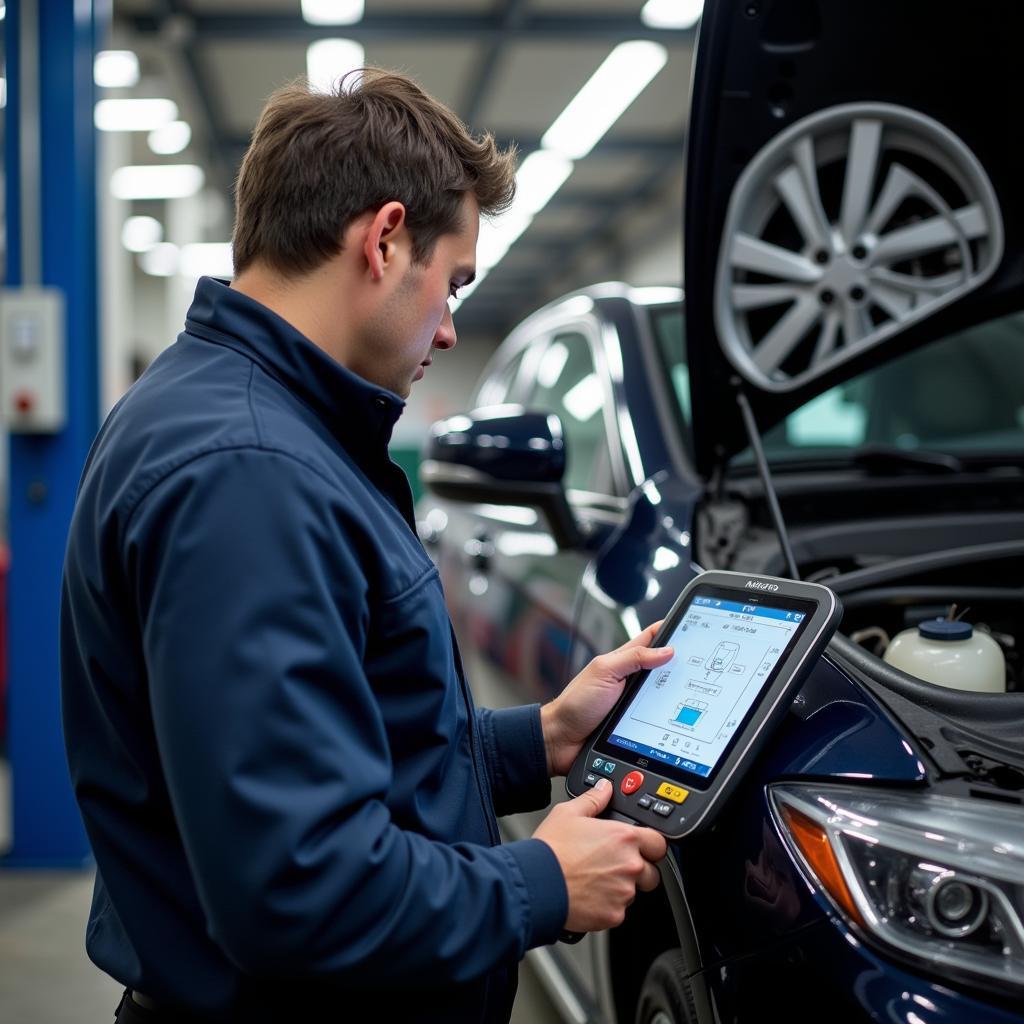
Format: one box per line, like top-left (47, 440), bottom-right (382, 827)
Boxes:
top-left (620, 770), bottom-right (644, 795)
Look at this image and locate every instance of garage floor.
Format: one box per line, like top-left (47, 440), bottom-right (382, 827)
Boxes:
top-left (0, 763), bottom-right (562, 1023)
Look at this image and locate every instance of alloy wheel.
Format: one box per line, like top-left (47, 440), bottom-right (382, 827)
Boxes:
top-left (714, 102), bottom-right (1004, 391)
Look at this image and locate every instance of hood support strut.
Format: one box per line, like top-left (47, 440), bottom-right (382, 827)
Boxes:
top-left (733, 379), bottom-right (801, 580)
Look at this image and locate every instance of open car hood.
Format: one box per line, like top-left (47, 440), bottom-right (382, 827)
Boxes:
top-left (683, 0), bottom-right (1024, 477)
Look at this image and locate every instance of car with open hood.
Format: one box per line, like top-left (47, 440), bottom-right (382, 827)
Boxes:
top-left (416, 2), bottom-right (1024, 1021)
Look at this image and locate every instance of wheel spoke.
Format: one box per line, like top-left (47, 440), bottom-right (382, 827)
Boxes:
top-left (775, 164), bottom-right (829, 250)
top-left (752, 295), bottom-right (822, 373)
top-left (840, 118), bottom-right (883, 245)
top-left (842, 301), bottom-right (872, 347)
top-left (871, 282), bottom-right (914, 320)
top-left (861, 164), bottom-right (919, 238)
top-left (872, 203), bottom-right (986, 265)
top-left (731, 283), bottom-right (804, 310)
top-left (731, 233), bottom-right (822, 283)
top-left (792, 136), bottom-right (833, 248)
top-left (811, 310), bottom-right (841, 363)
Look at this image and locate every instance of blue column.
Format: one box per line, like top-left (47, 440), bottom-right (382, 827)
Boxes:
top-left (4, 0), bottom-right (107, 866)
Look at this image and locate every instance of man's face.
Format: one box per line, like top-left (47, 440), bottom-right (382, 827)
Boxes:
top-left (354, 193), bottom-right (479, 399)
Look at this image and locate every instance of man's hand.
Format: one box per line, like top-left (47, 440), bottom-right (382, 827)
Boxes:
top-left (540, 622), bottom-right (673, 777)
top-left (534, 779), bottom-right (668, 932)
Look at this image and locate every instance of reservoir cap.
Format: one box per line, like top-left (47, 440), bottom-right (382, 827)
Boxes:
top-left (918, 619), bottom-right (973, 641)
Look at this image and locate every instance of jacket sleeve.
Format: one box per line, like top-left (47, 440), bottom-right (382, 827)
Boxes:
top-left (125, 447), bottom-right (567, 984)
top-left (477, 706), bottom-right (553, 816)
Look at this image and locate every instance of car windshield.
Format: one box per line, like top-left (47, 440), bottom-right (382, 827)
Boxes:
top-left (653, 306), bottom-right (1024, 465)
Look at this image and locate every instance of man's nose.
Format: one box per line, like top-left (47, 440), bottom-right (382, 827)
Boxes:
top-left (434, 305), bottom-right (457, 350)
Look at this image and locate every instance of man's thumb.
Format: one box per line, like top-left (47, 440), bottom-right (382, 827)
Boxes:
top-left (571, 777), bottom-right (613, 816)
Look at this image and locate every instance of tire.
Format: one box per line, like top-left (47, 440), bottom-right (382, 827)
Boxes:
top-left (633, 949), bottom-right (700, 1024)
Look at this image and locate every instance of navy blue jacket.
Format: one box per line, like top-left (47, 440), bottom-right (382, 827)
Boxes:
top-left (60, 277), bottom-right (568, 1022)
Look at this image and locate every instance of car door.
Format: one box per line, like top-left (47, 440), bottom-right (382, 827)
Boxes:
top-left (437, 319), bottom-right (630, 718)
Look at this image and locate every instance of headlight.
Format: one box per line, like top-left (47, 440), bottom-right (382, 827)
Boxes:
top-left (770, 782), bottom-right (1024, 995)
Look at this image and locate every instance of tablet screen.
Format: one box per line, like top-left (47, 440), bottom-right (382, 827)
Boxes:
top-left (596, 586), bottom-right (816, 789)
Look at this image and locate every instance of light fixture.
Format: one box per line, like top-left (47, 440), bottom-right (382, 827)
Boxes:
top-left (110, 165), bottom-right (205, 200)
top-left (139, 243), bottom-right (180, 277)
top-left (121, 216), bottom-right (163, 253)
top-left (542, 40), bottom-right (668, 160)
top-left (306, 39), bottom-right (364, 94)
top-left (454, 40), bottom-right (670, 313)
top-left (94, 50), bottom-right (140, 89)
top-left (0, 78), bottom-right (6, 110)
top-left (514, 150), bottom-right (574, 216)
top-left (95, 98), bottom-right (178, 132)
top-left (148, 120), bottom-right (192, 155)
top-left (179, 243), bottom-right (234, 279)
top-left (641, 0), bottom-right (704, 30)
top-left (301, 0), bottom-right (364, 25)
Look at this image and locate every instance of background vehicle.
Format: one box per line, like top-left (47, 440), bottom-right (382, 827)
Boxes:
top-left (417, 3), bottom-right (1024, 1021)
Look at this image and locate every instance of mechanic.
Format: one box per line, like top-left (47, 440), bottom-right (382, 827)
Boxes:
top-left (61, 69), bottom-right (672, 1023)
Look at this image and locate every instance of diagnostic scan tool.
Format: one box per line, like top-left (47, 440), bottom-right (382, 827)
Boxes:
top-left (566, 570), bottom-right (842, 839)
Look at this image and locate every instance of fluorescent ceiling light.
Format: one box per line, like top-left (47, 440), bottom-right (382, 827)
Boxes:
top-left (139, 243), bottom-right (179, 277)
top-left (451, 154), bottom-right (571, 311)
top-left (477, 210), bottom-right (532, 272)
top-left (179, 242), bottom-right (234, 279)
top-left (642, 0), bottom-right (704, 29)
top-left (542, 40), bottom-right (668, 160)
top-left (121, 216), bottom-right (163, 253)
top-left (302, 0), bottom-right (363, 25)
top-left (95, 98), bottom-right (178, 132)
top-left (514, 150), bottom-right (574, 217)
top-left (148, 120), bottom-right (192, 155)
top-left (306, 39), bottom-right (364, 94)
top-left (94, 50), bottom-right (140, 89)
top-left (0, 79), bottom-right (6, 110)
top-left (110, 164), bottom-right (205, 200)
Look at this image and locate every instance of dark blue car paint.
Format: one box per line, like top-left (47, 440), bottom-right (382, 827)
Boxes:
top-left (419, 286), bottom-right (1021, 1022)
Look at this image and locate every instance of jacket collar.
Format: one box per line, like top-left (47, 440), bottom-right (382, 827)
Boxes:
top-left (184, 276), bottom-right (405, 456)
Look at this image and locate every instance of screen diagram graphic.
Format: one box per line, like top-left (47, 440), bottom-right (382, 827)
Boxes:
top-left (608, 597), bottom-right (803, 777)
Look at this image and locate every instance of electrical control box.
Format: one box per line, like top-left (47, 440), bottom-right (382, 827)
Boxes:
top-left (1, 288), bottom-right (67, 433)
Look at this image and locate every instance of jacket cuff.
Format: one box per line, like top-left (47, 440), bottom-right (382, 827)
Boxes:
top-left (500, 838), bottom-right (568, 952)
top-left (479, 705), bottom-right (552, 816)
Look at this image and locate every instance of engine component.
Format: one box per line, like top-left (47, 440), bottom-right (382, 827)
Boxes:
top-left (883, 618), bottom-right (1005, 692)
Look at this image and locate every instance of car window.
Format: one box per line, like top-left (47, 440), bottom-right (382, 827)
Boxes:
top-left (657, 308), bottom-right (1024, 463)
top-left (757, 310), bottom-right (1024, 460)
top-left (649, 305), bottom-right (694, 461)
top-left (474, 346), bottom-right (528, 408)
top-left (520, 330), bottom-right (616, 496)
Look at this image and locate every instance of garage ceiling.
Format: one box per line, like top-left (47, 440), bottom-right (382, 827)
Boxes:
top-left (112, 0), bottom-right (693, 334)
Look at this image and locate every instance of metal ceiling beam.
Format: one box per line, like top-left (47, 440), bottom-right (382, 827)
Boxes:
top-left (461, 0), bottom-right (528, 128)
top-left (127, 12), bottom-right (695, 44)
top-left (150, 1), bottom-right (235, 192)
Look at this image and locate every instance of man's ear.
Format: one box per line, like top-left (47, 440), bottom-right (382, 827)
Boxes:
top-left (363, 201), bottom-right (408, 281)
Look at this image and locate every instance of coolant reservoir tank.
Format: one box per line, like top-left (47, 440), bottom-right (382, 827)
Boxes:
top-left (883, 619), bottom-right (1006, 693)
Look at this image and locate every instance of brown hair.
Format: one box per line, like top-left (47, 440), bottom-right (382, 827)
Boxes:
top-left (232, 68), bottom-right (517, 276)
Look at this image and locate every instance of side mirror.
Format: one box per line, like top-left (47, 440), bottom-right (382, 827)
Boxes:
top-left (420, 405), bottom-right (586, 549)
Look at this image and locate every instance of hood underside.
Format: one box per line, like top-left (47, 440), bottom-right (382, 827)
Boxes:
top-left (684, 0), bottom-right (1024, 476)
